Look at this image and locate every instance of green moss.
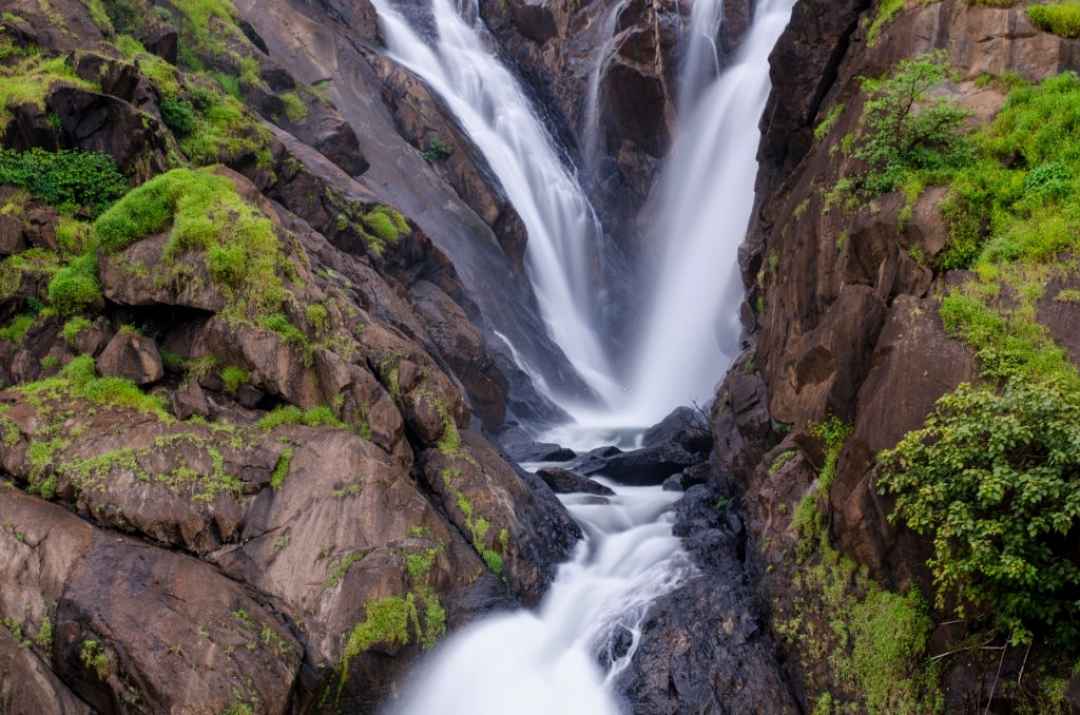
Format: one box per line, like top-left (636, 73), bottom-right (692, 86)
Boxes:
top-left (92, 167), bottom-right (285, 319)
top-left (305, 303), bottom-right (329, 334)
top-left (256, 404), bottom-right (347, 430)
top-left (47, 253), bottom-right (101, 316)
top-left (814, 103), bottom-right (845, 142)
top-left (20, 355), bottom-right (168, 418)
top-left (850, 589), bottom-right (936, 713)
top-left (0, 55), bottom-right (97, 131)
top-left (259, 312), bottom-right (308, 347)
top-left (338, 595), bottom-right (416, 688)
top-left (324, 550), bottom-right (367, 588)
top-left (768, 449), bottom-right (797, 476)
top-left (181, 84), bottom-right (272, 167)
top-left (0, 314), bottom-right (34, 343)
top-left (219, 365), bottom-right (248, 393)
top-left (279, 91), bottom-right (308, 122)
top-left (270, 447), bottom-right (293, 490)
top-left (868, 0), bottom-right (905, 47)
top-left (1028, 2), bottom-right (1080, 38)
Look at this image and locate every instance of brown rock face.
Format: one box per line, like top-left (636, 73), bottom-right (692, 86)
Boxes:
top-left (95, 330), bottom-right (165, 385)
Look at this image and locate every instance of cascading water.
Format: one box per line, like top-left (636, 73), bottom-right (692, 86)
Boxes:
top-left (581, 0), bottom-right (630, 177)
top-left (370, 0), bottom-right (623, 407)
top-left (373, 0), bottom-right (793, 709)
top-left (617, 0), bottom-right (795, 425)
top-left (384, 480), bottom-right (693, 715)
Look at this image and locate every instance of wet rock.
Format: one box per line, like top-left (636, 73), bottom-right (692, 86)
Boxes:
top-left (661, 474), bottom-right (683, 492)
top-left (574, 442), bottom-right (699, 486)
top-left (0, 490), bottom-right (302, 715)
top-left (618, 485), bottom-right (797, 713)
top-left (499, 432), bottom-right (577, 464)
top-left (642, 405), bottom-right (712, 452)
top-left (536, 467), bottom-right (614, 496)
top-left (419, 431), bottom-right (582, 605)
top-left (95, 330), bottom-right (164, 385)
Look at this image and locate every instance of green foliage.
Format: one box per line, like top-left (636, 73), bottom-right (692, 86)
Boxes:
top-left (47, 253), bottom-right (101, 316)
top-left (219, 365), bottom-right (248, 393)
top-left (260, 313), bottom-right (307, 346)
top-left (180, 83), bottom-right (272, 167)
top-left (421, 137), bottom-right (453, 162)
top-left (868, 0), bottom-right (905, 47)
top-left (768, 449), bottom-right (797, 475)
top-left (256, 404), bottom-right (347, 430)
top-left (850, 589), bottom-right (936, 713)
top-left (270, 447), bottom-right (293, 489)
top-left (879, 380), bottom-right (1080, 646)
top-left (305, 303), bottom-right (329, 334)
top-left (849, 53), bottom-right (971, 198)
top-left (20, 355), bottom-right (168, 417)
top-left (1028, 2), bottom-right (1080, 38)
top-left (362, 206), bottom-right (409, 246)
top-left (79, 639), bottom-right (111, 679)
top-left (92, 168), bottom-right (285, 318)
top-left (339, 595), bottom-right (416, 687)
top-left (324, 550), bottom-right (367, 588)
top-left (160, 97), bottom-right (197, 137)
top-left (936, 71), bottom-right (1080, 269)
top-left (0, 148), bottom-right (128, 216)
top-left (0, 314), bottom-right (34, 343)
top-left (278, 91), bottom-right (308, 123)
top-left (814, 103), bottom-right (845, 142)
top-left (33, 617), bottom-right (52, 650)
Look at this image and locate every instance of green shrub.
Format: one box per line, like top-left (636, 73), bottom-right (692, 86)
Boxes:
top-left (1028, 2), bottom-right (1080, 38)
top-left (850, 52), bottom-right (971, 197)
top-left (879, 380), bottom-right (1080, 646)
top-left (160, 97), bottom-right (197, 137)
top-left (62, 316), bottom-right (92, 345)
top-left (0, 148), bottom-right (128, 216)
top-left (259, 313), bottom-right (307, 346)
top-left (47, 254), bottom-right (101, 315)
top-left (421, 137), bottom-right (453, 162)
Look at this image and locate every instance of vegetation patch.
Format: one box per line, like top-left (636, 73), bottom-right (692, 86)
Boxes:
top-left (867, 0), bottom-right (905, 47)
top-left (92, 167), bottom-right (286, 319)
top-left (0, 54), bottom-right (97, 130)
top-left (256, 405), bottom-right (347, 431)
top-left (0, 148), bottom-right (129, 217)
top-left (1028, 2), bottom-right (1080, 38)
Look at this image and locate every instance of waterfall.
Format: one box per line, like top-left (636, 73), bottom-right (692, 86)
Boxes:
top-left (384, 481), bottom-right (693, 715)
top-left (617, 0), bottom-right (795, 425)
top-left (373, 0), bottom-right (794, 710)
top-left (581, 0), bottom-right (630, 177)
top-left (370, 0), bottom-right (624, 408)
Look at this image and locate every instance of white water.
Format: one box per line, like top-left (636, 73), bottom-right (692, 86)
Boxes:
top-left (370, 0), bottom-right (624, 407)
top-left (385, 480), bottom-right (692, 715)
top-left (372, 0), bottom-right (792, 710)
top-left (616, 0), bottom-right (795, 424)
top-left (582, 0), bottom-right (630, 177)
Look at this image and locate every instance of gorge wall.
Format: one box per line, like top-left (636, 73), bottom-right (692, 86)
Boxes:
top-left (711, 0), bottom-right (1080, 711)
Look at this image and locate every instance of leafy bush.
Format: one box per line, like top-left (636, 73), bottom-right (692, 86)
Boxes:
top-left (1028, 2), bottom-right (1080, 38)
top-left (219, 365), bottom-right (248, 393)
top-left (850, 53), bottom-right (971, 197)
top-left (878, 380), bottom-right (1080, 646)
top-left (160, 97), bottom-right (197, 137)
top-left (0, 148), bottom-right (128, 216)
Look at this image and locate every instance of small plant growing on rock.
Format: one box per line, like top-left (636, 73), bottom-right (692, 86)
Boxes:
top-left (80, 638), bottom-right (112, 680)
top-left (421, 137), bottom-right (453, 162)
top-left (160, 97), bottom-right (197, 137)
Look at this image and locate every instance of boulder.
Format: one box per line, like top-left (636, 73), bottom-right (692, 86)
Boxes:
top-left (0, 489), bottom-right (302, 715)
top-left (642, 405), bottom-right (712, 452)
top-left (536, 467), bottom-right (614, 496)
top-left (95, 330), bottom-right (164, 385)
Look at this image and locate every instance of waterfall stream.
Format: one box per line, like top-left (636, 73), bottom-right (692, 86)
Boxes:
top-left (371, 0), bottom-right (792, 709)
top-left (385, 479), bottom-right (693, 715)
top-left (371, 0), bottom-right (623, 407)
